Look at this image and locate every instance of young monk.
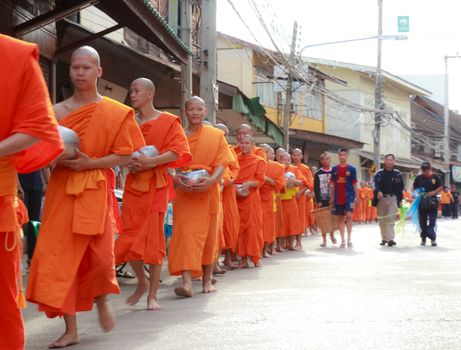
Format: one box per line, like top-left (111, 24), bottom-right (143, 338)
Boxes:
top-left (235, 135), bottom-right (266, 267)
top-left (279, 152), bottom-right (305, 250)
top-left (259, 144), bottom-right (286, 257)
top-left (114, 78), bottom-right (191, 310)
top-left (291, 148), bottom-right (313, 248)
top-left (26, 46), bottom-right (144, 348)
top-left (214, 124), bottom-right (240, 269)
top-left (0, 34), bottom-right (63, 350)
top-left (233, 124), bottom-right (267, 160)
top-left (274, 148), bottom-right (287, 252)
top-left (168, 96), bottom-right (234, 297)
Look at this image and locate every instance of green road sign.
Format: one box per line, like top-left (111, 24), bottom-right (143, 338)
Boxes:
top-left (398, 16), bottom-right (409, 32)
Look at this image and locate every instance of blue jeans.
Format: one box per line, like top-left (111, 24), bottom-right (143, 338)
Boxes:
top-left (418, 207), bottom-right (437, 241)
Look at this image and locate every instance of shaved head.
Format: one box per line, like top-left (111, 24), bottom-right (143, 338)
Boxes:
top-left (71, 46), bottom-right (100, 66)
top-left (291, 148), bottom-right (302, 155)
top-left (237, 123), bottom-right (253, 142)
top-left (240, 134), bottom-right (254, 143)
top-left (214, 123), bottom-right (230, 135)
top-left (260, 144), bottom-right (275, 160)
top-left (185, 95), bottom-right (206, 108)
top-left (131, 78), bottom-right (155, 93)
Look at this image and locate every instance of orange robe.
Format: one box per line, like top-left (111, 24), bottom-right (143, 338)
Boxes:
top-left (260, 161), bottom-right (285, 244)
top-left (294, 162), bottom-right (313, 231)
top-left (280, 165), bottom-right (304, 237)
top-left (0, 34), bottom-right (63, 350)
top-left (168, 125), bottom-right (234, 276)
top-left (235, 153), bottom-right (266, 263)
top-left (365, 187), bottom-right (374, 221)
top-left (221, 147), bottom-right (240, 252)
top-left (115, 113), bottom-right (191, 265)
top-left (27, 97), bottom-right (144, 317)
top-left (359, 187), bottom-right (367, 223)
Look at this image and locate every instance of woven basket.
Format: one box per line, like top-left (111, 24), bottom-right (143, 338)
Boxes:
top-left (311, 206), bottom-right (338, 235)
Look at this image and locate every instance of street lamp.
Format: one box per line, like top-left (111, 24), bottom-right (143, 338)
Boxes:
top-left (443, 54), bottom-right (461, 186)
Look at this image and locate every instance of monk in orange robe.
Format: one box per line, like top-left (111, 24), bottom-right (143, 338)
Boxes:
top-left (359, 182), bottom-right (368, 223)
top-left (279, 152), bottom-right (305, 250)
top-left (291, 148), bottom-right (313, 249)
top-left (259, 144), bottom-right (285, 257)
top-left (234, 135), bottom-right (266, 267)
top-left (0, 34), bottom-right (63, 350)
top-left (215, 124), bottom-right (240, 269)
top-left (114, 78), bottom-right (191, 310)
top-left (27, 46), bottom-right (144, 348)
top-left (233, 124), bottom-right (267, 160)
top-left (168, 96), bottom-right (234, 297)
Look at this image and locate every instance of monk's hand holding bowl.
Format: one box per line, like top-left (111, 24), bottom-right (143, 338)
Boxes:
top-left (190, 176), bottom-right (214, 192)
top-left (59, 149), bottom-right (93, 171)
top-left (173, 173), bottom-right (192, 192)
top-left (265, 176), bottom-right (275, 186)
top-left (130, 152), bottom-right (157, 172)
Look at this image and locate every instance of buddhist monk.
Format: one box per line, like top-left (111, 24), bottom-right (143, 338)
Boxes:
top-left (275, 147), bottom-right (286, 162)
top-left (214, 123), bottom-right (240, 269)
top-left (233, 124), bottom-right (267, 160)
top-left (168, 96), bottom-right (234, 297)
top-left (291, 148), bottom-right (313, 249)
top-left (235, 135), bottom-right (266, 267)
top-left (114, 78), bottom-right (191, 310)
top-left (359, 182), bottom-right (368, 223)
top-left (0, 34), bottom-right (63, 350)
top-left (274, 148), bottom-right (287, 252)
top-left (27, 46), bottom-right (144, 348)
top-left (259, 144), bottom-right (285, 257)
top-left (279, 152), bottom-right (305, 250)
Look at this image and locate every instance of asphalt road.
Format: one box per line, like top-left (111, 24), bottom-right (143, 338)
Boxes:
top-left (24, 219), bottom-right (461, 350)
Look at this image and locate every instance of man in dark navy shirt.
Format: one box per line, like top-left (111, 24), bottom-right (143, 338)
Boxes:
top-left (373, 154), bottom-right (404, 247)
top-left (413, 161), bottom-right (443, 246)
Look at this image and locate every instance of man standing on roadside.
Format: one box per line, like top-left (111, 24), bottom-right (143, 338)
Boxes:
top-left (373, 154), bottom-right (404, 247)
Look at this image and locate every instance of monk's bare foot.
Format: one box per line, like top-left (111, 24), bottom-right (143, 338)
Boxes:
top-left (97, 300), bottom-right (116, 332)
top-left (223, 261), bottom-right (237, 270)
top-left (146, 296), bottom-right (161, 311)
top-left (213, 266), bottom-right (226, 275)
top-left (174, 284), bottom-right (193, 297)
top-left (294, 245), bottom-right (303, 251)
top-left (192, 277), bottom-right (202, 281)
top-left (126, 282), bottom-right (147, 306)
top-left (238, 260), bottom-right (249, 269)
top-left (254, 260), bottom-right (262, 267)
top-left (276, 246), bottom-right (285, 253)
top-left (203, 283), bottom-right (218, 293)
top-left (270, 249), bottom-right (279, 255)
top-left (48, 332), bottom-right (80, 349)
top-left (262, 251), bottom-right (270, 258)
top-left (211, 277), bottom-right (218, 284)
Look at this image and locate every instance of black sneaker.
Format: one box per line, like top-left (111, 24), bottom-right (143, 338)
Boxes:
top-left (420, 240), bottom-right (426, 246)
top-left (380, 240), bottom-right (387, 246)
top-left (387, 240), bottom-right (396, 247)
top-left (431, 241), bottom-right (437, 247)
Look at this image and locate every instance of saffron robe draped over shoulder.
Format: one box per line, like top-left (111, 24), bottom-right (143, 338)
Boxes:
top-left (260, 160), bottom-right (285, 244)
top-left (0, 34), bottom-right (63, 350)
top-left (27, 97), bottom-right (144, 317)
top-left (235, 153), bottom-right (266, 263)
top-left (221, 146), bottom-right (240, 252)
top-left (294, 163), bottom-right (314, 230)
top-left (115, 113), bottom-right (191, 265)
top-left (281, 165), bottom-right (305, 237)
top-left (168, 125), bottom-right (234, 276)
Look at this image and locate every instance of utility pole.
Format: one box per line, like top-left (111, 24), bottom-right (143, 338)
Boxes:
top-left (199, 0), bottom-right (218, 123)
top-left (443, 54), bottom-right (461, 186)
top-left (180, 0), bottom-right (192, 125)
top-left (373, 0), bottom-right (383, 170)
top-left (283, 21), bottom-right (298, 150)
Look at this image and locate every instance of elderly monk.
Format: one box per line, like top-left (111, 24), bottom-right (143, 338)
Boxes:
top-left (291, 148), bottom-right (313, 249)
top-left (259, 144), bottom-right (285, 257)
top-left (168, 96), bottom-right (234, 297)
top-left (233, 124), bottom-right (267, 160)
top-left (0, 34), bottom-right (63, 350)
top-left (114, 78), bottom-right (191, 310)
top-left (215, 123), bottom-right (240, 269)
top-left (279, 152), bottom-right (305, 250)
top-left (27, 46), bottom-right (144, 348)
top-left (235, 135), bottom-right (266, 268)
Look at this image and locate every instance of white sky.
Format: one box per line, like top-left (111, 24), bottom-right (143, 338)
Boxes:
top-left (217, 0), bottom-right (461, 112)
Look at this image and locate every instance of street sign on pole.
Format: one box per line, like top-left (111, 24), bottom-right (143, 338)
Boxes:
top-left (398, 16), bottom-right (409, 32)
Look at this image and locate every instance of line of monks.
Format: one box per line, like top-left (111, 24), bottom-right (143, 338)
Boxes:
top-left (1, 41), bottom-right (321, 350)
top-left (352, 182), bottom-right (378, 223)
